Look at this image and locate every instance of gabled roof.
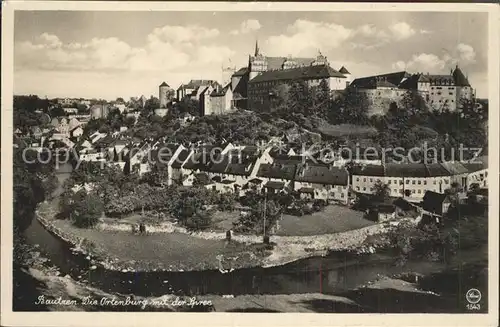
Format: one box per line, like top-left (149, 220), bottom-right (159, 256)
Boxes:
top-left (232, 67), bottom-right (249, 77)
top-left (422, 191), bottom-right (450, 215)
top-left (171, 149), bottom-right (190, 168)
top-left (350, 71), bottom-right (410, 89)
top-left (249, 64), bottom-right (346, 83)
top-left (210, 83), bottom-right (232, 97)
top-left (452, 66), bottom-right (470, 87)
top-left (257, 162), bottom-right (296, 180)
top-left (160, 81), bottom-right (170, 87)
top-left (440, 161), bottom-right (469, 175)
top-left (225, 155), bottom-right (259, 176)
top-left (463, 156), bottom-right (488, 172)
top-left (295, 163), bottom-right (349, 185)
top-left (264, 56), bottom-right (315, 70)
top-left (385, 163), bottom-right (430, 178)
top-left (352, 164), bottom-right (385, 177)
top-left (338, 66), bottom-right (350, 74)
top-left (265, 181), bottom-right (285, 189)
top-left (185, 79), bottom-right (217, 89)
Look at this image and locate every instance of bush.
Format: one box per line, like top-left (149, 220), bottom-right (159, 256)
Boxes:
top-left (71, 193), bottom-right (104, 228)
top-left (185, 210), bottom-right (213, 231)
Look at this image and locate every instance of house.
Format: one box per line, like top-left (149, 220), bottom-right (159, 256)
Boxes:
top-left (256, 160), bottom-right (297, 194)
top-left (148, 143), bottom-right (187, 184)
top-left (170, 148), bottom-right (193, 185)
top-left (369, 204), bottom-right (396, 222)
top-left (464, 156), bottom-right (488, 189)
top-left (205, 83), bottom-right (234, 116)
top-left (421, 191), bottom-right (452, 221)
top-left (63, 108), bottom-right (79, 114)
top-left (70, 126), bottom-right (84, 139)
top-left (294, 163), bottom-right (349, 204)
top-left (352, 165), bottom-right (386, 195)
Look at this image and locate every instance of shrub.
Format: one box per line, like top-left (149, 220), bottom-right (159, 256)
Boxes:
top-left (71, 193), bottom-right (104, 228)
top-left (185, 210), bottom-right (213, 231)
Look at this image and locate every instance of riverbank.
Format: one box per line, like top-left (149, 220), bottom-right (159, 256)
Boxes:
top-left (14, 244), bottom-right (214, 312)
top-left (36, 200), bottom-right (389, 272)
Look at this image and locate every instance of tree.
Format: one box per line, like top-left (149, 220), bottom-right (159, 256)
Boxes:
top-left (50, 106), bottom-right (66, 118)
top-left (185, 210), bottom-right (213, 231)
top-left (331, 88), bottom-right (369, 125)
top-left (71, 192), bottom-right (104, 228)
top-left (124, 116), bottom-right (136, 128)
top-left (144, 96), bottom-right (160, 113)
top-left (116, 97), bottom-right (125, 103)
top-left (373, 180), bottom-right (390, 202)
top-left (13, 148), bottom-right (48, 232)
top-left (193, 173), bottom-right (211, 186)
top-left (218, 193), bottom-right (237, 211)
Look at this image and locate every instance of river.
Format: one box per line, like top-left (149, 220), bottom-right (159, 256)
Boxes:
top-left (19, 162), bottom-right (489, 312)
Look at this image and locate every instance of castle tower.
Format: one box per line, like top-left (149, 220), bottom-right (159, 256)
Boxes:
top-left (159, 81), bottom-right (172, 108)
top-left (249, 40), bottom-right (267, 81)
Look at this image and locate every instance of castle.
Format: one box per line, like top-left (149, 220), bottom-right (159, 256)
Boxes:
top-left (163, 41), bottom-right (475, 116)
top-left (230, 41), bottom-right (354, 111)
top-left (349, 65), bottom-right (475, 114)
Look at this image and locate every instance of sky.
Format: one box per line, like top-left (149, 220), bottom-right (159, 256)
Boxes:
top-left (14, 11), bottom-right (488, 100)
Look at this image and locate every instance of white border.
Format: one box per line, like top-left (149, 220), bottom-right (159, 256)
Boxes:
top-left (1, 2), bottom-right (499, 327)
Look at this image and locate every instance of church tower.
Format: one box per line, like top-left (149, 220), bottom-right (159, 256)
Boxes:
top-left (249, 40), bottom-right (267, 81)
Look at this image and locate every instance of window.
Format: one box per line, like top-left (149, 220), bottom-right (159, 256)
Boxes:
top-left (449, 93), bottom-right (453, 95)
top-left (356, 177), bottom-right (360, 182)
top-left (363, 187), bottom-right (366, 191)
top-left (363, 178), bottom-right (366, 182)
top-left (412, 190), bottom-right (416, 194)
top-left (424, 180), bottom-right (427, 185)
top-left (412, 180), bottom-right (416, 185)
top-left (388, 180), bottom-right (392, 185)
top-left (370, 178), bottom-right (373, 182)
top-left (356, 186), bottom-right (360, 191)
top-left (341, 193), bottom-right (344, 198)
top-left (418, 190), bottom-right (421, 194)
top-left (406, 180), bottom-right (409, 184)
top-left (399, 180), bottom-right (403, 185)
top-left (400, 189), bottom-right (404, 194)
top-left (418, 180), bottom-right (421, 185)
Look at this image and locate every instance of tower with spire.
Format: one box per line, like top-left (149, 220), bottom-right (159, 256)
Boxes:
top-left (249, 39), bottom-right (268, 81)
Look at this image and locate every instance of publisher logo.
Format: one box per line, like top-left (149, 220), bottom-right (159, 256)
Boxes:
top-left (466, 288), bottom-right (481, 304)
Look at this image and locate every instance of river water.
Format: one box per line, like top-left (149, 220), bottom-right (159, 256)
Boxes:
top-left (21, 163), bottom-right (488, 312)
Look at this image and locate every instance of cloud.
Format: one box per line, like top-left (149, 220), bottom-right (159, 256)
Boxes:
top-left (392, 44), bottom-right (477, 73)
top-left (389, 22), bottom-right (416, 40)
top-left (457, 43), bottom-right (476, 62)
top-left (230, 19), bottom-right (261, 35)
top-left (15, 24), bottom-right (234, 76)
top-left (264, 19), bottom-right (353, 56)
top-left (392, 53), bottom-right (446, 72)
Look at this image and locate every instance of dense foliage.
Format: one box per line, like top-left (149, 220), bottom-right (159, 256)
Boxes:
top-left (385, 201), bottom-right (487, 263)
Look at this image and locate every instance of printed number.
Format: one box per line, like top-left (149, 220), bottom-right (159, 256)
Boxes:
top-left (466, 303), bottom-right (480, 310)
